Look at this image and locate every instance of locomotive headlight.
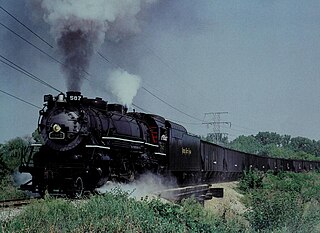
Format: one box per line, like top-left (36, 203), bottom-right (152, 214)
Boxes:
top-left (52, 124), bottom-right (62, 132)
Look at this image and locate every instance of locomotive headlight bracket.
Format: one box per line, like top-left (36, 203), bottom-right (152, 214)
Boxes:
top-left (52, 124), bottom-right (62, 132)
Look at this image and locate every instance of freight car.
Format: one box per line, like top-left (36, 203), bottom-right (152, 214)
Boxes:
top-left (19, 92), bottom-right (320, 197)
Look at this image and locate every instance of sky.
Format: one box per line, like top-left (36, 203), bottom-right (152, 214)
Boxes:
top-left (1, 0), bottom-right (320, 143)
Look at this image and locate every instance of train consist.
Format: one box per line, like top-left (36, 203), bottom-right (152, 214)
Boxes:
top-left (19, 92), bottom-right (320, 197)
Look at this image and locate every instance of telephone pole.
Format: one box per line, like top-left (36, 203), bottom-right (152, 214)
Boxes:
top-left (202, 112), bottom-right (231, 144)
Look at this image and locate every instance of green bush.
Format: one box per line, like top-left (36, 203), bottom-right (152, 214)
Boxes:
top-left (238, 169), bottom-right (265, 192)
top-left (241, 171), bottom-right (320, 232)
top-left (0, 137), bottom-right (30, 200)
top-left (0, 175), bottom-right (26, 200)
top-left (0, 137), bottom-right (29, 173)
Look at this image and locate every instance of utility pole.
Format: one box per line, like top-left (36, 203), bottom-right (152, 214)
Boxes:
top-left (202, 112), bottom-right (231, 144)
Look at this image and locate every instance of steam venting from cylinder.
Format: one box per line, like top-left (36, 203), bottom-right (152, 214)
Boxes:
top-left (33, 0), bottom-right (157, 92)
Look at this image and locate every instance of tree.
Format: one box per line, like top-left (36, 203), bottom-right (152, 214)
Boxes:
top-left (229, 132), bottom-right (320, 161)
top-left (280, 134), bottom-right (291, 147)
top-left (289, 137), bottom-right (316, 155)
top-left (255, 132), bottom-right (282, 146)
top-left (0, 137), bottom-right (30, 175)
top-left (229, 135), bottom-right (261, 154)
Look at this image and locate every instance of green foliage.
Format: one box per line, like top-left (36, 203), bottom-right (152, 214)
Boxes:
top-left (0, 137), bottom-right (29, 174)
top-left (228, 131), bottom-right (320, 161)
top-left (0, 175), bottom-right (26, 200)
top-left (1, 190), bottom-right (246, 232)
top-left (238, 169), bottom-right (265, 192)
top-left (241, 171), bottom-right (320, 232)
top-left (204, 133), bottom-right (229, 145)
top-left (0, 137), bottom-right (30, 200)
top-left (229, 135), bottom-right (260, 154)
top-left (0, 151), bottom-right (9, 179)
top-left (289, 136), bottom-right (318, 155)
top-left (255, 132), bottom-right (282, 146)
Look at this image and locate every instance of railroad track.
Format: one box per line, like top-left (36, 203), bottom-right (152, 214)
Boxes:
top-left (0, 184), bottom-right (223, 209)
top-left (0, 198), bottom-right (39, 208)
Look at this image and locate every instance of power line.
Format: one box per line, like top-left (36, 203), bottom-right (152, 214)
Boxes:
top-left (203, 112), bottom-right (231, 143)
top-left (98, 47), bottom-right (200, 116)
top-left (0, 11), bottom-right (263, 136)
top-left (142, 81), bottom-right (193, 112)
top-left (232, 123), bottom-right (258, 133)
top-left (0, 22), bottom-right (119, 100)
top-left (131, 103), bottom-right (150, 113)
top-left (174, 121), bottom-right (203, 125)
top-left (0, 22), bottom-right (91, 79)
top-left (0, 8), bottom-right (98, 82)
top-left (143, 47), bottom-right (272, 136)
top-left (97, 51), bottom-right (121, 69)
top-left (97, 47), bottom-right (197, 115)
top-left (0, 22), bottom-right (63, 65)
top-left (1, 6), bottom-right (207, 120)
top-left (142, 46), bottom-right (266, 135)
top-left (144, 45), bottom-right (214, 105)
top-left (168, 119), bottom-right (203, 125)
top-left (132, 102), bottom-right (204, 126)
top-left (0, 54), bottom-right (62, 93)
top-left (222, 125), bottom-right (256, 135)
top-left (141, 87), bottom-right (203, 122)
top-left (0, 89), bottom-right (41, 109)
top-left (0, 5), bottom-right (53, 48)
top-left (0, 16), bottom-right (206, 125)
top-left (96, 51), bottom-right (204, 122)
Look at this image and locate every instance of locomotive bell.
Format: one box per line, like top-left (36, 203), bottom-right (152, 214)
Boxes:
top-left (57, 93), bottom-right (66, 103)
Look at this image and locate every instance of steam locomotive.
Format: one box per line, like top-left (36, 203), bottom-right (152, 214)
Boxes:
top-left (19, 92), bottom-right (320, 197)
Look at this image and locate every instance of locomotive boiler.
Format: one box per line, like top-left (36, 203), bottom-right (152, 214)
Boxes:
top-left (20, 91), bottom-right (189, 196)
top-left (19, 92), bottom-right (320, 197)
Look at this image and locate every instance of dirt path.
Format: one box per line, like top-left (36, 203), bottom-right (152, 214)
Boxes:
top-left (205, 182), bottom-right (248, 224)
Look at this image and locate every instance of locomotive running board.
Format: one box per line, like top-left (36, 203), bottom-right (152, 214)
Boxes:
top-left (86, 145), bottom-right (111, 150)
top-left (102, 137), bottom-right (159, 147)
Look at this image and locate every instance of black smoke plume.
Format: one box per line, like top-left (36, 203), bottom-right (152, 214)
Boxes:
top-left (31, 0), bottom-right (157, 92)
top-left (57, 29), bottom-right (93, 91)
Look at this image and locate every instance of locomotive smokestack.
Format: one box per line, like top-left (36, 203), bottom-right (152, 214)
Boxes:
top-left (66, 91), bottom-right (82, 98)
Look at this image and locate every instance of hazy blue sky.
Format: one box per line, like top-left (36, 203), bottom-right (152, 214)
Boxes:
top-left (1, 0), bottom-right (320, 143)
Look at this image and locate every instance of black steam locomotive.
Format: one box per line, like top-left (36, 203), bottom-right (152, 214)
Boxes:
top-left (19, 92), bottom-right (320, 197)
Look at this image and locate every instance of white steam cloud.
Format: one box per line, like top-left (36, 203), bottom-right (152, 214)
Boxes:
top-left (96, 173), bottom-right (176, 199)
top-left (32, 0), bottom-right (156, 91)
top-left (107, 69), bottom-right (141, 106)
top-left (13, 171), bottom-right (31, 186)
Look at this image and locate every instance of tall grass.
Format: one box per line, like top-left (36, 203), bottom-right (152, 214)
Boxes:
top-left (3, 171), bottom-right (319, 232)
top-left (1, 189), bottom-right (246, 233)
